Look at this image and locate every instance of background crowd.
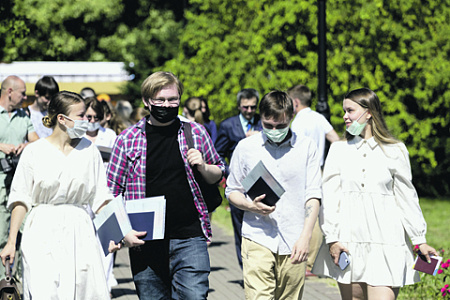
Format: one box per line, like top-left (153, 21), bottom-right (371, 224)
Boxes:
top-left (0, 72), bottom-right (438, 300)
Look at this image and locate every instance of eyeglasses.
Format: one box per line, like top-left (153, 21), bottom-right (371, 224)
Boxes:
top-left (86, 114), bottom-right (99, 122)
top-left (151, 98), bottom-right (180, 106)
top-left (241, 105), bottom-right (257, 110)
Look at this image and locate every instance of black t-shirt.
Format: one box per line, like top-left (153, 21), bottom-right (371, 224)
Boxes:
top-left (145, 120), bottom-right (202, 239)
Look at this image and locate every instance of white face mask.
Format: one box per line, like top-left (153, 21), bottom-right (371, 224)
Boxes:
top-left (62, 115), bottom-right (89, 139)
top-left (87, 122), bottom-right (101, 132)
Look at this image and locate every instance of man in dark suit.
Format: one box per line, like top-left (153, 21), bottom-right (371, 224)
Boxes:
top-left (215, 88), bottom-right (262, 269)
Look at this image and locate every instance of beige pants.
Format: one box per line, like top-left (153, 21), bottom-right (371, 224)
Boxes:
top-left (242, 237), bottom-right (306, 300)
top-left (307, 219), bottom-right (323, 270)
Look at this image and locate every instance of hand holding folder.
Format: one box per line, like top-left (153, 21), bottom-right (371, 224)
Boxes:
top-left (126, 196), bottom-right (166, 241)
top-left (241, 161), bottom-right (285, 206)
top-left (413, 252), bottom-right (442, 276)
top-left (93, 195), bottom-right (132, 256)
top-left (94, 195), bottom-right (166, 255)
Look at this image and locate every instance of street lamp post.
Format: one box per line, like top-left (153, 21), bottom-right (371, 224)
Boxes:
top-left (317, 0), bottom-right (330, 121)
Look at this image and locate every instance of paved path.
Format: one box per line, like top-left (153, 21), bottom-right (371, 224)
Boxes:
top-left (111, 223), bottom-right (341, 299)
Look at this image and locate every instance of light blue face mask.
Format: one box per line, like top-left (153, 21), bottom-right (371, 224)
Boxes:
top-left (63, 115), bottom-right (89, 139)
top-left (263, 126), bottom-right (290, 143)
top-left (346, 110), bottom-right (368, 136)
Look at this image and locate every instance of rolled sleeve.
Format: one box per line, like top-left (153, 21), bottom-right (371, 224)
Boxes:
top-left (7, 146), bottom-right (33, 212)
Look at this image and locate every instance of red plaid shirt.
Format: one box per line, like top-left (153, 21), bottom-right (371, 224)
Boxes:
top-left (106, 117), bottom-right (225, 240)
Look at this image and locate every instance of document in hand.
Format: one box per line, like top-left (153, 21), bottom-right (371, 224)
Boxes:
top-left (126, 196), bottom-right (166, 241)
top-left (241, 160), bottom-right (285, 206)
top-left (96, 145), bottom-right (112, 162)
top-left (94, 195), bottom-right (133, 256)
top-left (413, 253), bottom-right (442, 275)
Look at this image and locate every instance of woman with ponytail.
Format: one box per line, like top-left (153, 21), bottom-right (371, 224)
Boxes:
top-left (0, 91), bottom-right (111, 299)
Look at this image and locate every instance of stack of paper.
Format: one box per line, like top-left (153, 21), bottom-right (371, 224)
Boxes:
top-left (241, 160), bottom-right (285, 206)
top-left (126, 196), bottom-right (166, 241)
top-left (93, 195), bottom-right (166, 255)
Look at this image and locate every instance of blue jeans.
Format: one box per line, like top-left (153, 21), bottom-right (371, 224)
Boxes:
top-left (129, 236), bottom-right (210, 300)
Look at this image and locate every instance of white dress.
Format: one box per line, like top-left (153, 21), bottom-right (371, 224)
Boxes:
top-left (312, 136), bottom-right (427, 287)
top-left (7, 138), bottom-right (111, 299)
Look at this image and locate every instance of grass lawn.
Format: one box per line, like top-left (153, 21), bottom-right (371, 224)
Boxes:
top-left (419, 198), bottom-right (450, 251)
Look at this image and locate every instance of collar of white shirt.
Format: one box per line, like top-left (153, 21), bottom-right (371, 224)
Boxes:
top-left (352, 136), bottom-right (378, 150)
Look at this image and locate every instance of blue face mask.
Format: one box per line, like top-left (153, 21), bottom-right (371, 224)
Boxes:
top-left (263, 127), bottom-right (290, 143)
top-left (346, 110), bottom-right (368, 136)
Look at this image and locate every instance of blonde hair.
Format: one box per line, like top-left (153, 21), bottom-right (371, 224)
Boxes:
top-left (141, 71), bottom-right (183, 101)
top-left (185, 97), bottom-right (204, 124)
top-left (344, 88), bottom-right (398, 144)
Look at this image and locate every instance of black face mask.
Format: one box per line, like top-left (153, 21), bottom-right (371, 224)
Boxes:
top-left (150, 105), bottom-right (179, 123)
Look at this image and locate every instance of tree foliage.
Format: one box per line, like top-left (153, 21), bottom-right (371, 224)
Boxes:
top-left (325, 0), bottom-right (450, 196)
top-left (1, 0), bottom-right (449, 196)
top-left (0, 0), bottom-right (183, 106)
top-left (163, 0), bottom-right (319, 121)
top-left (163, 0), bottom-right (450, 196)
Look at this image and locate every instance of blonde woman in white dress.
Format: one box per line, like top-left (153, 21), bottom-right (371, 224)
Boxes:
top-left (312, 88), bottom-right (437, 300)
top-left (0, 91), bottom-right (111, 299)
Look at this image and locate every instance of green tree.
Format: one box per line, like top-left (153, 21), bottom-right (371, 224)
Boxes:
top-left (164, 0), bottom-right (450, 196)
top-left (164, 0), bottom-right (319, 122)
top-left (325, 0), bottom-right (450, 196)
top-left (0, 0), bottom-right (183, 106)
top-left (1, 0), bottom-right (125, 61)
top-left (0, 1), bottom-right (29, 60)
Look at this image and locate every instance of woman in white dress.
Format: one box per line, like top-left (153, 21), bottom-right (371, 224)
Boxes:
top-left (0, 91), bottom-right (111, 299)
top-left (312, 88), bottom-right (437, 300)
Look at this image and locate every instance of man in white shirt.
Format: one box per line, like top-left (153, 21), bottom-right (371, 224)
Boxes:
top-left (226, 90), bottom-right (322, 299)
top-left (288, 84), bottom-right (340, 275)
top-left (27, 76), bottom-right (59, 138)
top-left (288, 84), bottom-right (339, 167)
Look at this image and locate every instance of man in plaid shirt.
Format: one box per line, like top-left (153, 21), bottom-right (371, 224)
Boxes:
top-left (107, 71), bottom-right (225, 299)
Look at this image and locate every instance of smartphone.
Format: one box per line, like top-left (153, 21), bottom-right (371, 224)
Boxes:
top-left (339, 252), bottom-right (350, 270)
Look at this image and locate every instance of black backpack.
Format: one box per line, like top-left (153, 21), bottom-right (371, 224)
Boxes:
top-left (184, 122), bottom-right (223, 212)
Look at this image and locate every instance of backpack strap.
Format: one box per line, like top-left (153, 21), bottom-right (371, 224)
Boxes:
top-left (184, 122), bottom-right (195, 149)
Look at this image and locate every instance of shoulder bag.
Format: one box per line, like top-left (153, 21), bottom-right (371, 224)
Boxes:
top-left (184, 122), bottom-right (223, 212)
top-left (0, 257), bottom-right (21, 300)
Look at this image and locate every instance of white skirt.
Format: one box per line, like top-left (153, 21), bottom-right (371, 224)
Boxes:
top-left (21, 204), bottom-right (109, 300)
top-left (312, 237), bottom-right (420, 287)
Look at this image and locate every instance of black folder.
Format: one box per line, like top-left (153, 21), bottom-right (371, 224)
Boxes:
top-left (241, 161), bottom-right (285, 206)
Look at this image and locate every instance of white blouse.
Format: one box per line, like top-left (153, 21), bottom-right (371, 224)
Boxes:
top-left (8, 137), bottom-right (111, 213)
top-left (313, 136), bottom-right (427, 287)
